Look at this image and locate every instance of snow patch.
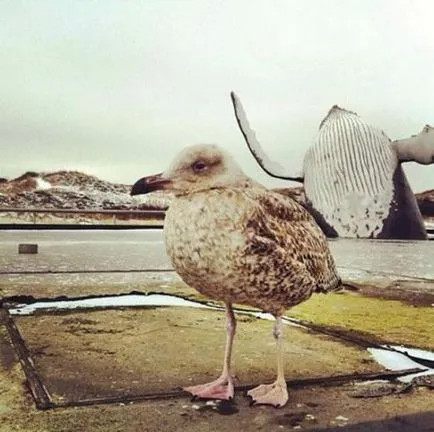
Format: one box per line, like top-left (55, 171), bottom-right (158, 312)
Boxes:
top-left (10, 294), bottom-right (209, 315)
top-left (9, 294), bottom-right (288, 322)
top-left (368, 346), bottom-right (434, 382)
top-left (389, 345), bottom-right (434, 361)
top-left (35, 177), bottom-right (52, 190)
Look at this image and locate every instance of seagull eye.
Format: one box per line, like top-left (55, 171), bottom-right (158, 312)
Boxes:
top-left (192, 160), bottom-right (207, 173)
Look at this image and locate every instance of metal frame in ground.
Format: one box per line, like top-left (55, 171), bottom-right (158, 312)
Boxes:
top-left (0, 300), bottom-right (426, 411)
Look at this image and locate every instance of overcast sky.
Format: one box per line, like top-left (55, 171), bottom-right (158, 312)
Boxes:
top-left (0, 0), bottom-right (433, 192)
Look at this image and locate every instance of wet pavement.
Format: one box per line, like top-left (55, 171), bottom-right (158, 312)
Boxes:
top-left (0, 229), bottom-right (433, 280)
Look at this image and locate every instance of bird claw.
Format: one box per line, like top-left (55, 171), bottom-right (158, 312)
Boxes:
top-left (247, 381), bottom-right (289, 408)
top-left (184, 375), bottom-right (235, 401)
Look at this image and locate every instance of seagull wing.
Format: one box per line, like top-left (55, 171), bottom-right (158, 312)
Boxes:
top-left (241, 189), bottom-right (341, 296)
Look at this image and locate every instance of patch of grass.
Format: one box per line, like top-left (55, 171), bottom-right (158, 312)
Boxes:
top-left (290, 291), bottom-right (434, 350)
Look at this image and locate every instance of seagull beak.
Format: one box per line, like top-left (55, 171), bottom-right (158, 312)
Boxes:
top-left (130, 173), bottom-right (171, 196)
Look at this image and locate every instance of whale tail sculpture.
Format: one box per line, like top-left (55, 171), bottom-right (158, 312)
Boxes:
top-left (230, 92), bottom-right (304, 182)
top-left (231, 92), bottom-right (432, 240)
top-left (392, 124), bottom-right (434, 165)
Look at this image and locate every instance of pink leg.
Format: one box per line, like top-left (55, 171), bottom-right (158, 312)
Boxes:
top-left (184, 303), bottom-right (236, 400)
top-left (247, 316), bottom-right (289, 408)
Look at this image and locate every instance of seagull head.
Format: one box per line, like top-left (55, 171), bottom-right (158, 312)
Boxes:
top-left (131, 144), bottom-right (249, 196)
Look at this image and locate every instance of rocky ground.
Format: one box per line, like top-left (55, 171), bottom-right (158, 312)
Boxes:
top-left (417, 189), bottom-right (434, 217)
top-left (0, 171), bottom-right (170, 216)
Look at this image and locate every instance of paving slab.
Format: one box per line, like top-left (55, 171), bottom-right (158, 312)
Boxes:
top-left (1, 317), bottom-right (433, 432)
top-left (11, 305), bottom-right (382, 403)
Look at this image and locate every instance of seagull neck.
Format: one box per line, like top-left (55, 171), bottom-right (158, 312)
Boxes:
top-left (173, 179), bottom-right (254, 197)
top-left (173, 185), bottom-right (232, 197)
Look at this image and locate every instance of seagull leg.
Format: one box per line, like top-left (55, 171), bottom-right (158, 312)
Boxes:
top-left (247, 316), bottom-right (288, 408)
top-left (183, 303), bottom-right (236, 400)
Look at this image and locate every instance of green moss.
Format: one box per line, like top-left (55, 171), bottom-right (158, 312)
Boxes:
top-left (290, 291), bottom-right (434, 350)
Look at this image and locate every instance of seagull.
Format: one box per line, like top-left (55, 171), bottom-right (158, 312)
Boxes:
top-left (131, 143), bottom-right (341, 407)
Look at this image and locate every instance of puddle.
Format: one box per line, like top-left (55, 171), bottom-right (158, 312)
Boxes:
top-left (368, 346), bottom-right (434, 382)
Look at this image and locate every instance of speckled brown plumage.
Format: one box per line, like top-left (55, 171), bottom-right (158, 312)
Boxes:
top-left (165, 184), bottom-right (340, 316)
top-left (131, 143), bottom-right (341, 407)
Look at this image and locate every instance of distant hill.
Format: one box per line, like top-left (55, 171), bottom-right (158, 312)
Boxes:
top-left (0, 171), bottom-right (432, 220)
top-left (415, 189), bottom-right (434, 217)
top-left (0, 170), bottom-right (171, 211)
